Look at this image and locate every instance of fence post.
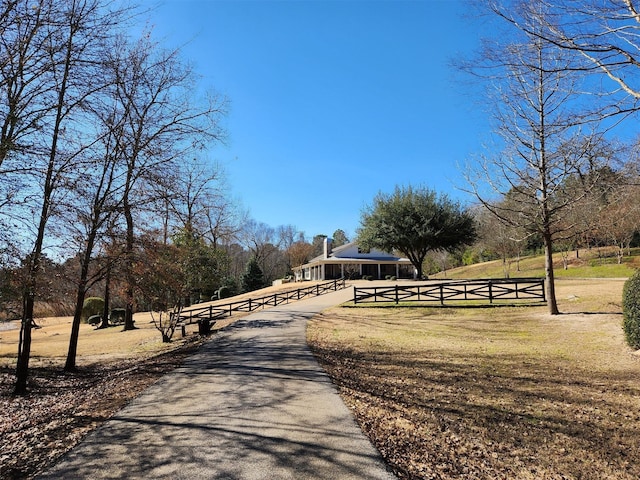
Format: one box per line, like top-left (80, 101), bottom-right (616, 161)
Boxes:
top-left (395, 285), bottom-right (399, 304)
top-left (489, 281), bottom-right (493, 304)
top-left (209, 305), bottom-right (213, 320)
top-left (249, 298), bottom-right (252, 311)
top-left (439, 284), bottom-right (444, 306)
top-left (353, 286), bottom-right (357, 304)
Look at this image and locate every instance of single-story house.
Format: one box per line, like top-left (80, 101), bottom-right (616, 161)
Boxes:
top-left (293, 238), bottom-right (416, 281)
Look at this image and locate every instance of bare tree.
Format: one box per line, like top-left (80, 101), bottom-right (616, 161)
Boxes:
top-left (161, 158), bottom-right (224, 240)
top-left (0, 1), bottom-right (55, 170)
top-left (63, 101), bottom-right (127, 371)
top-left (276, 224), bottom-right (301, 275)
top-left (464, 1), bottom-right (612, 314)
top-left (105, 32), bottom-right (227, 330)
top-left (475, 205), bottom-right (526, 278)
top-left (287, 238), bottom-right (315, 269)
top-left (596, 183), bottom-right (640, 264)
top-left (205, 198), bottom-right (246, 249)
top-left (150, 304), bottom-right (183, 343)
top-left (240, 219), bottom-right (276, 271)
top-left (510, 0), bottom-right (640, 119)
top-left (13, 0), bottom-right (124, 394)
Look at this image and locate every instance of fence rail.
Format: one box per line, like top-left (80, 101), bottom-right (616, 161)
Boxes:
top-left (353, 278), bottom-right (546, 305)
top-left (176, 279), bottom-right (347, 334)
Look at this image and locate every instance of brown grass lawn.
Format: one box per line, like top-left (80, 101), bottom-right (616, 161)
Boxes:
top-left (0, 282), bottom-right (306, 368)
top-left (307, 278), bottom-right (640, 479)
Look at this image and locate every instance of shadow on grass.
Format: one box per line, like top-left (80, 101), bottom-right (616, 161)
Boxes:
top-left (309, 342), bottom-right (640, 479)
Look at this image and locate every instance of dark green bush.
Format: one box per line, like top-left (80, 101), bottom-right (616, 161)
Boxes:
top-left (82, 297), bottom-right (104, 323)
top-left (110, 308), bottom-right (126, 325)
top-left (622, 270), bottom-right (640, 349)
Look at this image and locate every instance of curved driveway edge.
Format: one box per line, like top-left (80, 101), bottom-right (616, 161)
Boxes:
top-left (39, 288), bottom-right (396, 479)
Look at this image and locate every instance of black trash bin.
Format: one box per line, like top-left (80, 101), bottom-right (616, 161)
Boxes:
top-left (197, 318), bottom-right (212, 335)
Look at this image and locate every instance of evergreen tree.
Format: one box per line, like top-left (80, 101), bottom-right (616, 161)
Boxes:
top-left (358, 185), bottom-right (476, 279)
top-left (241, 257), bottom-right (266, 293)
top-left (332, 229), bottom-right (349, 248)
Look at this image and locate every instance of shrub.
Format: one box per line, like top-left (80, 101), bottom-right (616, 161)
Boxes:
top-left (88, 314), bottom-right (102, 326)
top-left (110, 308), bottom-right (126, 325)
top-left (622, 270), bottom-right (640, 349)
top-left (82, 297), bottom-right (104, 323)
top-left (217, 286), bottom-right (231, 300)
top-left (220, 277), bottom-right (239, 297)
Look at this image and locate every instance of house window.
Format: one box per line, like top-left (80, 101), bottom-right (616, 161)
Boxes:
top-left (362, 264), bottom-right (378, 278)
top-left (325, 264), bottom-right (342, 279)
top-left (380, 264), bottom-right (396, 278)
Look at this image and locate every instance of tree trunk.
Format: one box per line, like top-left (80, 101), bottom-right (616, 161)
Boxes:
top-left (414, 262), bottom-right (423, 280)
top-left (15, 0), bottom-right (77, 393)
top-left (65, 227), bottom-right (98, 371)
top-left (123, 199), bottom-right (136, 331)
top-left (543, 233), bottom-right (560, 315)
top-left (64, 287), bottom-right (86, 372)
top-left (14, 293), bottom-right (35, 395)
top-left (99, 263), bottom-right (111, 329)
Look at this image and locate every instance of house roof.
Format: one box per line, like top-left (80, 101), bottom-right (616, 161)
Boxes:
top-left (303, 241), bottom-right (409, 266)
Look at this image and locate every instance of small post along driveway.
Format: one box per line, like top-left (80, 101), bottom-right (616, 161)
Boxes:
top-left (38, 288), bottom-right (396, 480)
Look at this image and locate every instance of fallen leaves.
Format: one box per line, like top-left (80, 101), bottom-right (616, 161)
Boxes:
top-left (0, 335), bottom-right (206, 480)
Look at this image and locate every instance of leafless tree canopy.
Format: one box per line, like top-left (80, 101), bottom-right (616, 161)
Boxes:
top-left (462, 0), bottom-right (631, 314)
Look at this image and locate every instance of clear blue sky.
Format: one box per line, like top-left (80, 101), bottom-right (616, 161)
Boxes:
top-left (141, 0), bottom-right (487, 241)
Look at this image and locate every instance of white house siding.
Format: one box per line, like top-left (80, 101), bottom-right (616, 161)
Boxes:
top-left (292, 241), bottom-right (416, 282)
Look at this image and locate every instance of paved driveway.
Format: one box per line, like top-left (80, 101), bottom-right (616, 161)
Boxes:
top-left (38, 288), bottom-right (396, 479)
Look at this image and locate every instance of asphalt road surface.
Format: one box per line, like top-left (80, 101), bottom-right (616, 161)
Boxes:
top-left (38, 288), bottom-right (397, 480)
